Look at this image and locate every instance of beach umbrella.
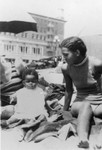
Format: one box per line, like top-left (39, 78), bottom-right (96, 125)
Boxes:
top-left (0, 5), bottom-right (37, 34)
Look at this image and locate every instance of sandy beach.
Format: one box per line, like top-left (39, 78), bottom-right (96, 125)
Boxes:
top-left (37, 68), bottom-right (64, 84)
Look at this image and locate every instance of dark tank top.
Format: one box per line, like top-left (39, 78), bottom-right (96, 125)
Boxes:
top-left (68, 56), bottom-right (102, 94)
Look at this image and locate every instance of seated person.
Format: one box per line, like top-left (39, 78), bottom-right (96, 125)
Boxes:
top-left (60, 36), bottom-right (102, 148)
top-left (0, 57), bottom-right (26, 106)
top-left (6, 67), bottom-right (48, 125)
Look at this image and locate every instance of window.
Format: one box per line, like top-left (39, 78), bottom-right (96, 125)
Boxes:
top-left (9, 45), bottom-right (11, 49)
top-left (20, 46), bottom-right (23, 52)
top-left (32, 47), bottom-right (36, 54)
top-left (25, 33), bottom-right (28, 38)
top-left (25, 47), bottom-right (28, 53)
top-left (44, 36), bottom-right (46, 41)
top-left (19, 46), bottom-right (25, 53)
top-left (32, 34), bottom-right (34, 39)
top-left (36, 34), bottom-right (38, 39)
top-left (47, 35), bottom-right (50, 39)
top-left (12, 45), bottom-right (14, 51)
top-left (4, 44), bottom-right (15, 53)
top-left (21, 33), bottom-right (24, 38)
top-left (11, 45), bottom-right (15, 53)
top-left (38, 48), bottom-right (40, 54)
top-left (40, 35), bottom-right (42, 40)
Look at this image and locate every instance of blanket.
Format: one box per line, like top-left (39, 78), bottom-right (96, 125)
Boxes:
top-left (1, 110), bottom-right (102, 148)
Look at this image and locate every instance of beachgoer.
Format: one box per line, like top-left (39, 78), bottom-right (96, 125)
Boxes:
top-left (0, 57), bottom-right (26, 106)
top-left (6, 67), bottom-right (48, 125)
top-left (60, 36), bottom-right (102, 148)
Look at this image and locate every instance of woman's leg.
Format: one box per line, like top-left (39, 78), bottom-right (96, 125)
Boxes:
top-left (77, 102), bottom-right (93, 141)
top-left (92, 104), bottom-right (102, 148)
top-left (71, 102), bottom-right (93, 148)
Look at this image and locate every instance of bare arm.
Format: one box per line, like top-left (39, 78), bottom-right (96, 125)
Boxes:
top-left (62, 65), bottom-right (74, 111)
top-left (94, 58), bottom-right (102, 92)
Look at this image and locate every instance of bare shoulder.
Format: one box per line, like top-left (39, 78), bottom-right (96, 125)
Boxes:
top-left (61, 63), bottom-right (68, 71)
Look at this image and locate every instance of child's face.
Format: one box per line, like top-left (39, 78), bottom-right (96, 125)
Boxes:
top-left (61, 47), bottom-right (78, 65)
top-left (23, 74), bottom-right (38, 89)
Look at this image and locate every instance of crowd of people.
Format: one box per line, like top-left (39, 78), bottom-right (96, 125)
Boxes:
top-left (1, 36), bottom-right (102, 149)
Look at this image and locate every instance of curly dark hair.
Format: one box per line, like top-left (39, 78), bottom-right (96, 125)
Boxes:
top-left (60, 36), bottom-right (87, 57)
top-left (22, 67), bottom-right (38, 81)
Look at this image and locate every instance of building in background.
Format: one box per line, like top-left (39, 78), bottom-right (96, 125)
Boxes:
top-left (0, 12), bottom-right (66, 63)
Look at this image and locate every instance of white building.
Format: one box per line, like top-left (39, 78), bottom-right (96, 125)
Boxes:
top-left (0, 32), bottom-right (47, 63)
top-left (0, 13), bottom-right (66, 63)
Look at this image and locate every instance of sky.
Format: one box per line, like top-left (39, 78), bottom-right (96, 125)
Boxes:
top-left (1, 0), bottom-right (102, 38)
